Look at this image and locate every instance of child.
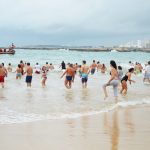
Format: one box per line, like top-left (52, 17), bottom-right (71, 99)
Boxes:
top-left (16, 64), bottom-right (22, 79)
top-left (120, 68), bottom-right (135, 95)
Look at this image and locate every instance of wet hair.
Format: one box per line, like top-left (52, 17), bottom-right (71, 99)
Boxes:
top-left (36, 63), bottom-right (38, 65)
top-left (148, 61), bottom-right (150, 65)
top-left (46, 62), bottom-right (48, 64)
top-left (110, 60), bottom-right (117, 70)
top-left (93, 60), bottom-right (95, 63)
top-left (27, 63), bottom-right (30, 66)
top-left (8, 63), bottom-right (11, 66)
top-left (129, 61), bottom-right (131, 64)
top-left (118, 66), bottom-right (122, 70)
top-left (50, 63), bottom-right (52, 65)
top-left (83, 60), bottom-right (86, 64)
top-left (97, 61), bottom-right (100, 64)
top-left (18, 64), bottom-right (21, 68)
top-left (20, 60), bottom-right (23, 63)
top-left (129, 68), bottom-right (134, 72)
top-left (2, 63), bottom-right (4, 66)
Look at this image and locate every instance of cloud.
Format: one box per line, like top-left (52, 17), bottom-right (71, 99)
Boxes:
top-left (0, 0), bottom-right (150, 46)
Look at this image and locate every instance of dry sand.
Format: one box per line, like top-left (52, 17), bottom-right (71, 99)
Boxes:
top-left (0, 106), bottom-right (150, 150)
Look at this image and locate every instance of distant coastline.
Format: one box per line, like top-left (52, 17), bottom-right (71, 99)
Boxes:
top-left (1, 46), bottom-right (150, 52)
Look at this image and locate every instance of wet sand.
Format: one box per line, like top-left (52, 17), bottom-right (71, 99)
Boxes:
top-left (0, 106), bottom-right (150, 150)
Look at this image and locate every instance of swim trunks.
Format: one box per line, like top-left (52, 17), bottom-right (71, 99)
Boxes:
top-left (81, 73), bottom-right (88, 83)
top-left (66, 76), bottom-right (72, 81)
top-left (26, 76), bottom-right (32, 83)
top-left (0, 76), bottom-right (4, 82)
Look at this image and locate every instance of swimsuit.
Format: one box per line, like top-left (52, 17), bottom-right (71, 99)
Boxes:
top-left (66, 76), bottom-right (72, 81)
top-left (81, 73), bottom-right (88, 83)
top-left (0, 76), bottom-right (4, 83)
top-left (26, 76), bottom-right (32, 83)
top-left (16, 73), bottom-right (22, 77)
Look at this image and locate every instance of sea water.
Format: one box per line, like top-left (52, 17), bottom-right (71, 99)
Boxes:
top-left (0, 49), bottom-right (150, 124)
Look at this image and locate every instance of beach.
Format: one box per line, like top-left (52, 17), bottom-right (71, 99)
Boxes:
top-left (0, 106), bottom-right (150, 150)
top-left (0, 49), bottom-right (150, 149)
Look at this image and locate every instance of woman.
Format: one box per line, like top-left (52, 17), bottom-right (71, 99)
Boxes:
top-left (103, 60), bottom-right (119, 100)
top-left (101, 64), bottom-right (107, 73)
top-left (120, 68), bottom-right (135, 95)
top-left (16, 64), bottom-right (22, 79)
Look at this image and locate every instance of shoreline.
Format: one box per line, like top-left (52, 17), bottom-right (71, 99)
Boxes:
top-left (0, 106), bottom-right (150, 150)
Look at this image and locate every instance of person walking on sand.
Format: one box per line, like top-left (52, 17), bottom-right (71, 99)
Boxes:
top-left (103, 60), bottom-right (119, 100)
top-left (25, 63), bottom-right (33, 87)
top-left (120, 68), bottom-right (135, 95)
top-left (0, 64), bottom-right (6, 88)
top-left (61, 64), bottom-right (75, 89)
top-left (81, 60), bottom-right (90, 88)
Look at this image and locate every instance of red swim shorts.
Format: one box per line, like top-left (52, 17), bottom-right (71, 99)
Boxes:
top-left (0, 76), bottom-right (4, 82)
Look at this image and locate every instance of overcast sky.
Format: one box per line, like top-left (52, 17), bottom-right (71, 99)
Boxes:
top-left (0, 0), bottom-right (150, 46)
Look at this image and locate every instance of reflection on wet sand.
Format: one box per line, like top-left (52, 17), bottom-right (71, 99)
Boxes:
top-left (65, 90), bottom-right (74, 102)
top-left (81, 89), bottom-right (90, 101)
top-left (103, 111), bottom-right (120, 150)
top-left (124, 108), bottom-right (135, 134)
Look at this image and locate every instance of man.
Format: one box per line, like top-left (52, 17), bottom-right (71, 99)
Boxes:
top-left (81, 60), bottom-right (90, 88)
top-left (143, 61), bottom-right (150, 83)
top-left (0, 64), bottom-right (6, 88)
top-left (90, 60), bottom-right (97, 75)
top-left (61, 64), bottom-right (75, 89)
top-left (25, 63), bottom-right (33, 87)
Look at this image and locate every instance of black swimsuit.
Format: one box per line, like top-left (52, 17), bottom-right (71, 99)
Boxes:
top-left (121, 75), bottom-right (128, 82)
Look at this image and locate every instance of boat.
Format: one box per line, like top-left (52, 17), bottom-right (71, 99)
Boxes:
top-left (0, 50), bottom-right (15, 55)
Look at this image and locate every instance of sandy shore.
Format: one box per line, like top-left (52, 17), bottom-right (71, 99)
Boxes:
top-left (0, 106), bottom-right (150, 150)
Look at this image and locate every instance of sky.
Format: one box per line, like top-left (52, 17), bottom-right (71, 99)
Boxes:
top-left (0, 0), bottom-right (150, 46)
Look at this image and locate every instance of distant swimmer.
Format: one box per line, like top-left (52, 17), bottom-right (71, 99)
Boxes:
top-left (20, 60), bottom-right (25, 75)
top-left (61, 64), bottom-right (75, 89)
top-left (120, 68), bottom-right (135, 95)
top-left (101, 64), bottom-right (107, 73)
top-left (25, 63), bottom-right (33, 87)
top-left (90, 60), bottom-right (97, 75)
top-left (97, 61), bottom-right (102, 72)
top-left (7, 63), bottom-right (12, 72)
top-left (49, 63), bottom-right (54, 70)
top-left (0, 64), bottom-right (6, 88)
top-left (60, 61), bottom-right (66, 70)
top-left (143, 61), bottom-right (150, 83)
top-left (81, 60), bottom-right (90, 88)
top-left (34, 63), bottom-right (41, 74)
top-left (45, 62), bottom-right (50, 72)
top-left (16, 64), bottom-right (22, 79)
top-left (103, 60), bottom-right (119, 100)
top-left (41, 66), bottom-right (47, 87)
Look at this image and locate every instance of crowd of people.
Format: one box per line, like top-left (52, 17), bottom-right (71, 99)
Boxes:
top-left (0, 60), bottom-right (150, 99)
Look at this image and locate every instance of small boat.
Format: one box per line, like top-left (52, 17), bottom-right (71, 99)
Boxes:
top-left (0, 50), bottom-right (15, 55)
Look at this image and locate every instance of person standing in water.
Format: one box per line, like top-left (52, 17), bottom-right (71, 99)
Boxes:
top-left (103, 60), bottom-right (119, 100)
top-left (120, 68), bottom-right (135, 95)
top-left (143, 61), bottom-right (150, 83)
top-left (90, 60), bottom-right (97, 75)
top-left (20, 60), bottom-right (25, 75)
top-left (0, 64), bottom-right (6, 88)
top-left (16, 64), bottom-right (22, 79)
top-left (61, 64), bottom-right (75, 89)
top-left (25, 63), bottom-right (33, 87)
top-left (60, 61), bottom-right (66, 71)
top-left (81, 60), bottom-right (90, 88)
top-left (41, 66), bottom-right (47, 87)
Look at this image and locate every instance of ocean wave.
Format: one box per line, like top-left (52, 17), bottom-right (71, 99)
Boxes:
top-left (0, 99), bottom-right (150, 125)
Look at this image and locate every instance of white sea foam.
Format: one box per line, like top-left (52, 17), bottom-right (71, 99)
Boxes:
top-left (0, 99), bottom-right (150, 125)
